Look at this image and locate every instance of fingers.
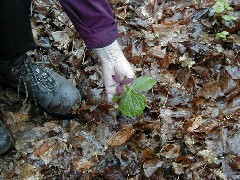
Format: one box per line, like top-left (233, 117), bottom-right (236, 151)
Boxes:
top-left (102, 58), bottom-right (136, 103)
top-left (107, 93), bottom-right (114, 103)
top-left (102, 63), bottom-right (116, 103)
top-left (115, 59), bottom-right (135, 79)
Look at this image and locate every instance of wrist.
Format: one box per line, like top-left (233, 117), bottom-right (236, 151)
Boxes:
top-left (93, 40), bottom-right (125, 64)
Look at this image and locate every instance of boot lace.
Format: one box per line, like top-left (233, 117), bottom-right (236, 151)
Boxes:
top-left (14, 58), bottom-right (57, 103)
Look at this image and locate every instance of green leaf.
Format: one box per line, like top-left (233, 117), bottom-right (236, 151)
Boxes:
top-left (131, 76), bottom-right (156, 92)
top-left (222, 15), bottom-right (238, 21)
top-left (224, 4), bottom-right (233, 10)
top-left (221, 0), bottom-right (233, 10)
top-left (113, 76), bottom-right (156, 118)
top-left (119, 90), bottom-right (146, 118)
top-left (221, 31), bottom-right (230, 36)
top-left (213, 6), bottom-right (225, 13)
top-left (215, 31), bottom-right (229, 41)
top-left (213, 0), bottom-right (233, 13)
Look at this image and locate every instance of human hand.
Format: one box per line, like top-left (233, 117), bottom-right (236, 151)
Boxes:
top-left (93, 40), bottom-right (135, 102)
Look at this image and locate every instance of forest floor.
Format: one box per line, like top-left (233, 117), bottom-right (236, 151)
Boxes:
top-left (0, 0), bottom-right (240, 179)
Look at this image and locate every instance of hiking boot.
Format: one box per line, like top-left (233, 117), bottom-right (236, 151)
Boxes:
top-left (0, 120), bottom-right (12, 155)
top-left (0, 54), bottom-right (81, 115)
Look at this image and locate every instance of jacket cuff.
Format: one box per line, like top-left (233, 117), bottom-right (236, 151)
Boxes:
top-left (80, 23), bottom-right (118, 49)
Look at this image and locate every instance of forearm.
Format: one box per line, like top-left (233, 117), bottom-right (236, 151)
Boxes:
top-left (59, 0), bottom-right (118, 49)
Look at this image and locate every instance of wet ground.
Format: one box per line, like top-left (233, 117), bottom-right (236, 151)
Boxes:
top-left (0, 0), bottom-right (240, 179)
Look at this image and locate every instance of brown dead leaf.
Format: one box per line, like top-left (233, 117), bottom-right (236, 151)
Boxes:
top-left (193, 66), bottom-right (210, 78)
top-left (200, 81), bottom-right (222, 99)
top-left (72, 159), bottom-right (94, 173)
top-left (141, 148), bottom-right (156, 162)
top-left (172, 162), bottom-right (184, 175)
top-left (190, 161), bottom-right (206, 171)
top-left (143, 159), bottom-right (163, 178)
top-left (158, 69), bottom-right (176, 85)
top-left (148, 45), bottom-right (166, 59)
top-left (108, 125), bottom-right (136, 146)
top-left (11, 111), bottom-right (29, 122)
top-left (192, 97), bottom-right (205, 108)
top-left (197, 150), bottom-right (215, 164)
top-left (228, 155), bottom-right (240, 171)
top-left (160, 143), bottom-right (181, 159)
top-left (70, 135), bottom-right (85, 148)
top-left (187, 115), bottom-right (203, 132)
top-left (175, 155), bottom-right (194, 164)
top-left (33, 141), bottom-right (51, 156)
top-left (160, 53), bottom-right (177, 68)
top-left (21, 164), bottom-right (43, 179)
top-left (213, 169), bottom-right (227, 180)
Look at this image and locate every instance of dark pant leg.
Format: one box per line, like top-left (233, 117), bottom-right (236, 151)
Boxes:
top-left (0, 0), bottom-right (36, 61)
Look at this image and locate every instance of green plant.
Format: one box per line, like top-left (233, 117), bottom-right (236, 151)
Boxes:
top-left (212, 0), bottom-right (233, 13)
top-left (112, 75), bottom-right (156, 118)
top-left (212, 0), bottom-right (238, 41)
top-left (222, 15), bottom-right (238, 21)
top-left (215, 31), bottom-right (229, 41)
top-left (212, 0), bottom-right (237, 21)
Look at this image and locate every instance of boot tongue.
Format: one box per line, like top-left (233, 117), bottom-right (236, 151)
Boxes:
top-left (0, 54), bottom-right (26, 74)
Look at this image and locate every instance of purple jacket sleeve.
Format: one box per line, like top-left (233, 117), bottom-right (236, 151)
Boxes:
top-left (59, 0), bottom-right (118, 49)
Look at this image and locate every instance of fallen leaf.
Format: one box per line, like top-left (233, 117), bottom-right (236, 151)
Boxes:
top-left (160, 143), bottom-right (181, 159)
top-left (72, 159), bottom-right (94, 173)
top-left (33, 141), bottom-right (51, 156)
top-left (108, 125), bottom-right (136, 146)
top-left (143, 159), bottom-right (163, 178)
top-left (187, 115), bottom-right (203, 132)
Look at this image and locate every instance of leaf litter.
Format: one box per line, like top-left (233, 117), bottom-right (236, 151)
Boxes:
top-left (0, 0), bottom-right (240, 179)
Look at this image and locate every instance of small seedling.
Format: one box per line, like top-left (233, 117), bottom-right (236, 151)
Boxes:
top-left (112, 75), bottom-right (156, 118)
top-left (212, 0), bottom-right (233, 13)
top-left (212, 0), bottom-right (237, 21)
top-left (215, 31), bottom-right (229, 41)
top-left (212, 0), bottom-right (238, 42)
top-left (222, 15), bottom-right (238, 21)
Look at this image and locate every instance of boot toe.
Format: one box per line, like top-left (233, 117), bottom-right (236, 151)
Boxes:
top-left (47, 83), bottom-right (81, 115)
top-left (35, 69), bottom-right (81, 115)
